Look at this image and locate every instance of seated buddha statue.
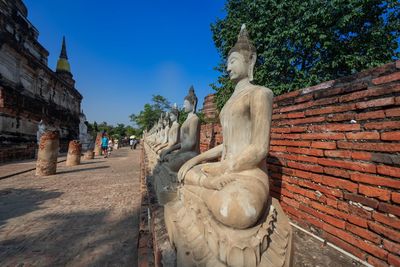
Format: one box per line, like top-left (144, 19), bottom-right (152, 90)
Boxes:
top-left (156, 105), bottom-right (180, 154)
top-left (164, 25), bottom-right (293, 267)
top-left (147, 125), bottom-right (157, 144)
top-left (154, 112), bottom-right (170, 151)
top-left (150, 115), bottom-right (164, 148)
top-left (159, 86), bottom-right (200, 173)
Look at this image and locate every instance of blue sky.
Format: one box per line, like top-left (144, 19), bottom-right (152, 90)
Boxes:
top-left (24, 0), bottom-right (226, 125)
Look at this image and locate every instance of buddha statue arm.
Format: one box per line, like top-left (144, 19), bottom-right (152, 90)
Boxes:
top-left (160, 143), bottom-right (181, 160)
top-left (155, 142), bottom-right (168, 152)
top-left (177, 144), bottom-right (223, 182)
top-left (226, 88), bottom-right (273, 173)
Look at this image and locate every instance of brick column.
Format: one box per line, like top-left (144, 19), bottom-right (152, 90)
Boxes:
top-left (66, 140), bottom-right (82, 166)
top-left (36, 131), bottom-right (59, 176)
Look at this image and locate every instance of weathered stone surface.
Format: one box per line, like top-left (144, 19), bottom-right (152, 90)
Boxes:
top-left (35, 131), bottom-right (59, 176)
top-left (66, 140), bottom-right (81, 166)
top-left (84, 149), bottom-right (94, 160)
top-left (94, 133), bottom-right (102, 156)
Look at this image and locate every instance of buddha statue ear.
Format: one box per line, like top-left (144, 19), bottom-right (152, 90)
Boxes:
top-left (248, 52), bottom-right (256, 81)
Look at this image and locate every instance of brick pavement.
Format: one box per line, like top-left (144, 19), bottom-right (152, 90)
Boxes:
top-left (0, 147), bottom-right (141, 267)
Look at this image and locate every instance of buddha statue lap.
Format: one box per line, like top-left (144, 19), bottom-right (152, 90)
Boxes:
top-left (164, 25), bottom-right (293, 267)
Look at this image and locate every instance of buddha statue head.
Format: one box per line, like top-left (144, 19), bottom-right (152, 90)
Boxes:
top-left (184, 86), bottom-right (198, 113)
top-left (170, 103), bottom-right (179, 122)
top-left (227, 24), bottom-right (257, 83)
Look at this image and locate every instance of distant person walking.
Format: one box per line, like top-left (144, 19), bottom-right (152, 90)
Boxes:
top-left (130, 139), bottom-right (134, 149)
top-left (101, 133), bottom-right (109, 158)
top-left (108, 139), bottom-right (113, 157)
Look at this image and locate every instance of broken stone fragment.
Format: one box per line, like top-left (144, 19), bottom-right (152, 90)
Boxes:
top-left (66, 140), bottom-right (82, 166)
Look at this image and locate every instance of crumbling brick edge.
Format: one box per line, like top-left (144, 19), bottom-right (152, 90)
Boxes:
top-left (138, 145), bottom-right (176, 267)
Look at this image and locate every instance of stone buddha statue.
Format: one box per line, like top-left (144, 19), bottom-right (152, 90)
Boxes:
top-left (36, 119), bottom-right (47, 145)
top-left (154, 112), bottom-right (170, 151)
top-left (159, 86), bottom-right (200, 173)
top-left (146, 125), bottom-right (156, 144)
top-left (150, 115), bottom-right (164, 147)
top-left (78, 111), bottom-right (92, 150)
top-left (164, 24), bottom-right (293, 267)
top-left (156, 104), bottom-right (180, 154)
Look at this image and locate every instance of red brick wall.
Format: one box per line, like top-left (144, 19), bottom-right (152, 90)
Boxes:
top-left (0, 144), bottom-right (36, 163)
top-left (199, 60), bottom-right (400, 266)
top-left (202, 94), bottom-right (218, 120)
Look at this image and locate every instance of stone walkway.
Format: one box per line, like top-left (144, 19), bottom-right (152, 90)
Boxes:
top-left (0, 147), bottom-right (141, 267)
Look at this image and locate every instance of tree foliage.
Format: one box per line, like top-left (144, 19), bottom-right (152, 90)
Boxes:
top-left (88, 122), bottom-right (140, 139)
top-left (211, 0), bottom-right (400, 110)
top-left (130, 95), bottom-right (171, 132)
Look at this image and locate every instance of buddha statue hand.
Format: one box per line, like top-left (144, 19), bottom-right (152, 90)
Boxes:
top-left (160, 151), bottom-right (169, 162)
top-left (200, 174), bottom-right (236, 190)
top-left (177, 158), bottom-right (198, 182)
top-left (201, 163), bottom-right (227, 177)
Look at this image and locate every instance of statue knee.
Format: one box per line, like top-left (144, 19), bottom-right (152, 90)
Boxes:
top-left (206, 185), bottom-right (266, 229)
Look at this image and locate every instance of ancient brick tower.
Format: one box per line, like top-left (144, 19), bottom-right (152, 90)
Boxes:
top-left (0, 0), bottom-right (83, 162)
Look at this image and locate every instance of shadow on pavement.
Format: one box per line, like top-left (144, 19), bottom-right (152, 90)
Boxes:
top-left (0, 188), bottom-right (63, 226)
top-left (56, 166), bottom-right (109, 175)
top-left (79, 161), bottom-right (106, 166)
top-left (0, 209), bottom-right (139, 267)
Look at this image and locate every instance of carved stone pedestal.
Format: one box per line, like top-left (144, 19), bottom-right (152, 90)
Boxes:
top-left (66, 140), bottom-right (82, 166)
top-left (36, 131), bottom-right (59, 176)
top-left (153, 165), bottom-right (178, 205)
top-left (145, 142), bottom-right (178, 205)
top-left (165, 194), bottom-right (293, 267)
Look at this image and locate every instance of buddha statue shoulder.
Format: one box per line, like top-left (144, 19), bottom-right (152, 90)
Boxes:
top-left (164, 24), bottom-right (293, 267)
top-left (159, 86), bottom-right (200, 172)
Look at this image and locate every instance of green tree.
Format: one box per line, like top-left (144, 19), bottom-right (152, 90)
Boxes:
top-left (93, 121), bottom-right (98, 132)
top-left (130, 95), bottom-right (171, 132)
top-left (211, 0), bottom-right (400, 110)
top-left (97, 121), bottom-right (112, 135)
top-left (125, 125), bottom-right (139, 137)
top-left (112, 123), bottom-right (126, 137)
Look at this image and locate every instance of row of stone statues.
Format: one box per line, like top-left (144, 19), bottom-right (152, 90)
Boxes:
top-left (144, 25), bottom-right (293, 267)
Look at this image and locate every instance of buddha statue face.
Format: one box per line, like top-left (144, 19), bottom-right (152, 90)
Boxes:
top-left (227, 51), bottom-right (256, 83)
top-left (227, 52), bottom-right (249, 82)
top-left (170, 112), bottom-right (177, 122)
top-left (183, 99), bottom-right (193, 113)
